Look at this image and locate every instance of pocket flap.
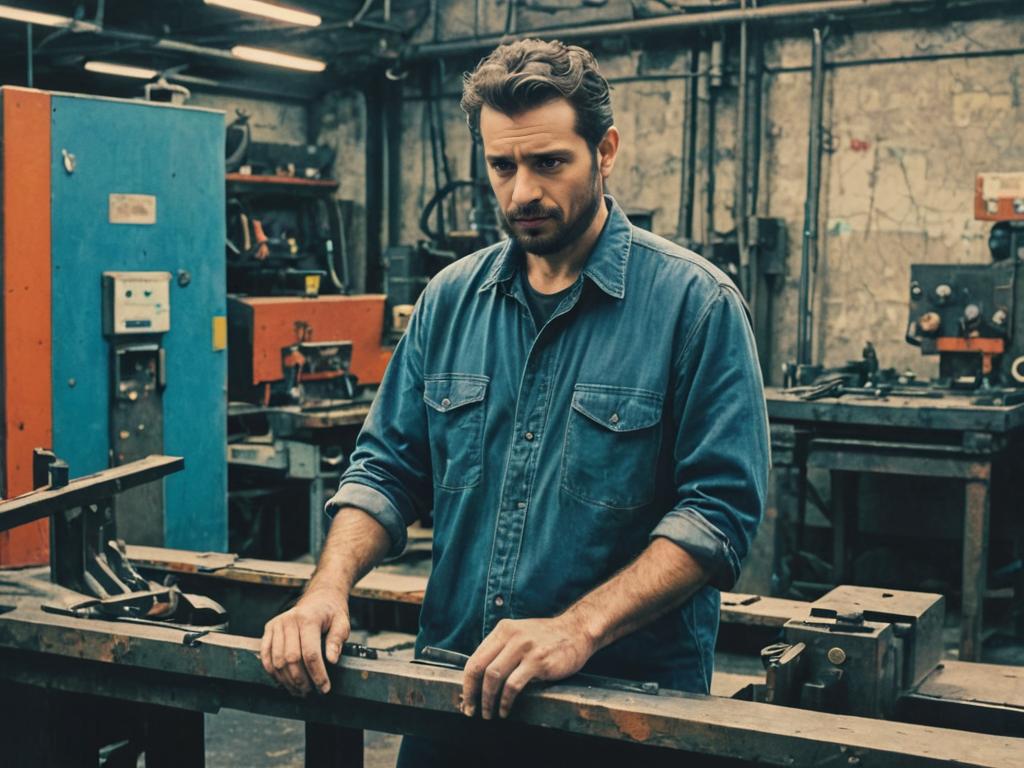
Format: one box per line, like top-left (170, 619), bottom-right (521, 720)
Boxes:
top-left (424, 375), bottom-right (489, 413)
top-left (571, 385), bottom-right (663, 432)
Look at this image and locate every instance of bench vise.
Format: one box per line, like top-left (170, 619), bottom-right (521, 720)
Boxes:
top-left (749, 585), bottom-right (944, 719)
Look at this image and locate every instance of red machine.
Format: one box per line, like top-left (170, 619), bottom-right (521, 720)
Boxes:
top-left (227, 294), bottom-right (392, 406)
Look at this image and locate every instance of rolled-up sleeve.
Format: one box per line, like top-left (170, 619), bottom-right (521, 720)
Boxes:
top-left (325, 294), bottom-right (433, 557)
top-left (650, 284), bottom-right (770, 590)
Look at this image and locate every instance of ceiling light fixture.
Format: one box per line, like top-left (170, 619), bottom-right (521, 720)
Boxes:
top-left (230, 45), bottom-right (326, 72)
top-left (0, 5), bottom-right (75, 27)
top-left (205, 0), bottom-right (320, 27)
top-left (85, 61), bottom-right (159, 80)
top-left (0, 4), bottom-right (99, 31)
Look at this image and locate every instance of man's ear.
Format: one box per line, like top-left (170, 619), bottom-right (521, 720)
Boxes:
top-left (597, 126), bottom-right (620, 179)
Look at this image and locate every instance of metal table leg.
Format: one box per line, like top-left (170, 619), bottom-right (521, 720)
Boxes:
top-left (305, 723), bottom-right (363, 768)
top-left (830, 471), bottom-right (858, 585)
top-left (143, 704), bottom-right (205, 768)
top-left (961, 471), bottom-right (991, 661)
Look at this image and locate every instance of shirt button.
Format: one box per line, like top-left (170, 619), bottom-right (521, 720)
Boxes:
top-left (609, 413), bottom-right (620, 425)
top-left (524, 431), bottom-right (535, 441)
top-left (441, 397), bottom-right (451, 408)
top-left (494, 595), bottom-right (505, 607)
top-left (516, 501), bottom-right (526, 509)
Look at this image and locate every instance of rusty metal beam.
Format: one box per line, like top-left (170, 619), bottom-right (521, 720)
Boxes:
top-left (0, 609), bottom-right (1020, 767)
top-left (125, 545), bottom-right (807, 626)
top-left (0, 456), bottom-right (183, 533)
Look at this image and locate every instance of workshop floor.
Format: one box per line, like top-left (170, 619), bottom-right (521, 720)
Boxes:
top-left (205, 711), bottom-right (399, 768)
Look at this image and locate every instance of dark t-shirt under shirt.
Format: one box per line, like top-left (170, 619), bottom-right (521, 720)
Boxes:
top-left (521, 268), bottom-right (576, 329)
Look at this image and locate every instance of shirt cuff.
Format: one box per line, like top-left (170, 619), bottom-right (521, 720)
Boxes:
top-left (650, 508), bottom-right (741, 590)
top-left (325, 482), bottom-right (408, 558)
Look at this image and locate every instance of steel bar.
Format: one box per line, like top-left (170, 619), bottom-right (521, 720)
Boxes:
top-left (0, 455), bottom-right (183, 533)
top-left (0, 609), bottom-right (1020, 767)
top-left (410, 0), bottom-right (998, 59)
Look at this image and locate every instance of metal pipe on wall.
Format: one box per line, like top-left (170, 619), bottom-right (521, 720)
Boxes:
top-left (702, 40), bottom-right (718, 249)
top-left (364, 79), bottom-right (385, 293)
top-left (796, 27), bottom-right (826, 368)
top-left (676, 47), bottom-right (700, 242)
top-left (411, 0), bottom-right (991, 59)
top-left (736, 0), bottom-right (750, 297)
top-left (385, 83), bottom-right (404, 248)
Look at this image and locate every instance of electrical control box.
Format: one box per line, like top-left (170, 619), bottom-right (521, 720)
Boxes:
top-left (102, 272), bottom-right (172, 336)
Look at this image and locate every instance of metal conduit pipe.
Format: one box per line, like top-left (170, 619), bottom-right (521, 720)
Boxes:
top-left (736, 0), bottom-right (751, 298)
top-left (409, 0), bottom-right (997, 59)
top-left (796, 27), bottom-right (826, 368)
top-left (704, 41), bottom-right (718, 249)
top-left (676, 47), bottom-right (700, 242)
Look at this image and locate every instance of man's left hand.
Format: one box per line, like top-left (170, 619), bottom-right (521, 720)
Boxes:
top-left (461, 615), bottom-right (596, 720)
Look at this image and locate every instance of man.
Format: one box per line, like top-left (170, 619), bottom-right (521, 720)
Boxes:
top-left (261, 39), bottom-right (769, 765)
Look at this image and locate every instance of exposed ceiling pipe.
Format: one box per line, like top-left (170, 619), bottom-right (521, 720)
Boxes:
top-left (408, 0), bottom-right (1002, 59)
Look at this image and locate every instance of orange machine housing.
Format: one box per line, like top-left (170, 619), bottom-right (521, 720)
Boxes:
top-left (0, 88), bottom-right (52, 567)
top-left (228, 294), bottom-right (392, 401)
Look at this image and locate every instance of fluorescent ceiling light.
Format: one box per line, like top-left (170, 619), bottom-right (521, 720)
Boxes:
top-left (231, 45), bottom-right (325, 72)
top-left (0, 5), bottom-right (74, 26)
top-left (85, 61), bottom-right (159, 80)
top-left (0, 5), bottom-right (99, 31)
top-left (205, 0), bottom-right (320, 27)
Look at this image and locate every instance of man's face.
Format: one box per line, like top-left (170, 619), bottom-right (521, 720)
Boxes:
top-left (480, 99), bottom-right (614, 256)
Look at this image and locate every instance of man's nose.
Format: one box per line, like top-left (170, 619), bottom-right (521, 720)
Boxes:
top-left (510, 169), bottom-right (542, 208)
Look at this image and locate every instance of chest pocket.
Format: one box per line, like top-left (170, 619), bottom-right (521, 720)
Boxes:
top-left (424, 374), bottom-right (489, 491)
top-left (561, 384), bottom-right (663, 510)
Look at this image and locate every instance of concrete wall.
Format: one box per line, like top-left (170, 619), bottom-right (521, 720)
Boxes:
top-left (187, 92), bottom-right (308, 144)
top-left (315, 7), bottom-right (1024, 383)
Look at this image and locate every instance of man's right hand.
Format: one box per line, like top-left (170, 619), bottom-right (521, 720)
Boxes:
top-left (260, 586), bottom-right (351, 696)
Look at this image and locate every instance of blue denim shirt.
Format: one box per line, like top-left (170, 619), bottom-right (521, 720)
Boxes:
top-left (328, 197), bottom-right (769, 693)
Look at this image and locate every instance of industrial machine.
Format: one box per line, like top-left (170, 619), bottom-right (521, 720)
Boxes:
top-left (222, 128), bottom-right (395, 558)
top-left (904, 173), bottom-right (1024, 392)
top-left (227, 294), bottom-right (391, 407)
top-left (0, 87), bottom-right (227, 566)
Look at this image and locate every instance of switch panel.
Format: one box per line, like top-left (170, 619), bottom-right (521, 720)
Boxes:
top-left (102, 271), bottom-right (172, 335)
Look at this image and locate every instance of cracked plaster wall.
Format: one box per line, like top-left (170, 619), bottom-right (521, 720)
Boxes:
top-left (765, 14), bottom-right (1024, 380)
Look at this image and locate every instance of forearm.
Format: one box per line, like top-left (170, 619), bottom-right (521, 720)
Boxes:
top-left (561, 537), bottom-right (708, 653)
top-left (306, 506), bottom-right (393, 597)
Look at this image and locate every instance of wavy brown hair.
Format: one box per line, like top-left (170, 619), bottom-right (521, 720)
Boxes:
top-left (460, 39), bottom-right (613, 150)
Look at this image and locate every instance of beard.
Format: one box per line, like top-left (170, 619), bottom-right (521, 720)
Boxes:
top-left (499, 159), bottom-right (603, 257)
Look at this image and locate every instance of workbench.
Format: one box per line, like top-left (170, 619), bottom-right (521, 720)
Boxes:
top-left (766, 386), bottom-right (1024, 661)
top-left (1, 567), bottom-right (1021, 768)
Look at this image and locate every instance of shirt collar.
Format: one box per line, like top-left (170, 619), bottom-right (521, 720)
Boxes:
top-left (479, 195), bottom-right (632, 299)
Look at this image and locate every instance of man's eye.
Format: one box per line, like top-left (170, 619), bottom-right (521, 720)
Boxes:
top-left (491, 161), bottom-right (514, 172)
top-left (538, 158), bottom-right (563, 170)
